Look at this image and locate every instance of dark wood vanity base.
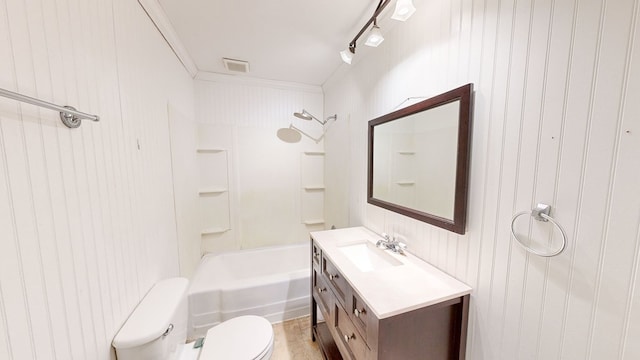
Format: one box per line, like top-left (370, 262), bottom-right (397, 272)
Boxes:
top-left (312, 322), bottom-right (343, 360)
top-left (311, 237), bottom-right (470, 360)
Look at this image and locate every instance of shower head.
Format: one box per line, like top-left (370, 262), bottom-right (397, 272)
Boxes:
top-left (276, 124), bottom-right (325, 144)
top-left (293, 110), bottom-right (313, 121)
top-left (277, 111), bottom-right (338, 144)
top-left (293, 109), bottom-right (338, 126)
top-left (276, 126), bottom-right (302, 143)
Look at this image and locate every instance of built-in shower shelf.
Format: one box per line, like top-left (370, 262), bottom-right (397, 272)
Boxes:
top-left (304, 151), bottom-right (325, 156)
top-left (201, 228), bottom-right (230, 236)
top-left (304, 186), bottom-right (325, 191)
top-left (303, 219), bottom-right (325, 225)
top-left (198, 188), bottom-right (228, 195)
top-left (196, 148), bottom-right (226, 153)
top-left (397, 151), bottom-right (415, 155)
top-left (395, 181), bottom-right (416, 185)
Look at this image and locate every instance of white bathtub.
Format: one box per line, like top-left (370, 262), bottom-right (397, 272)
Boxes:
top-left (187, 242), bottom-right (310, 339)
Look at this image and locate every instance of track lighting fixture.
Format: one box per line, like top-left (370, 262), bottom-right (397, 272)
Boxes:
top-left (391, 0), bottom-right (416, 21)
top-left (340, 48), bottom-right (354, 64)
top-left (339, 0), bottom-right (417, 62)
top-left (340, 43), bottom-right (356, 65)
top-left (365, 21), bottom-right (385, 47)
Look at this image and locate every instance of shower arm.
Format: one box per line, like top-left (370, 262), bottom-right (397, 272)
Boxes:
top-left (303, 112), bottom-right (327, 126)
top-left (290, 124), bottom-right (324, 144)
top-left (311, 114), bottom-right (338, 126)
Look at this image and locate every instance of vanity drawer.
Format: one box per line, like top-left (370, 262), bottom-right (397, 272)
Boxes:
top-left (313, 269), bottom-right (332, 317)
top-left (336, 303), bottom-right (369, 360)
top-left (322, 255), bottom-right (349, 306)
top-left (350, 291), bottom-right (370, 337)
top-left (312, 241), bottom-right (321, 269)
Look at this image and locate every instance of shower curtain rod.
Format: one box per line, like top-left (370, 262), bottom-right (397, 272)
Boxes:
top-left (0, 87), bottom-right (100, 128)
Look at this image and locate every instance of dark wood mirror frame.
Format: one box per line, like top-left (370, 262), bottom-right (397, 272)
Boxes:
top-left (367, 83), bottom-right (473, 234)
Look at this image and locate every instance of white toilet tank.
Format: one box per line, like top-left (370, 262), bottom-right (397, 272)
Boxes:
top-left (112, 278), bottom-right (189, 360)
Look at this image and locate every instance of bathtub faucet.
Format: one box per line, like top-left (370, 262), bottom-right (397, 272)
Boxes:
top-left (376, 233), bottom-right (407, 255)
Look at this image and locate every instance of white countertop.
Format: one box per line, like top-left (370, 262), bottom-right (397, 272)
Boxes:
top-left (311, 227), bottom-right (472, 319)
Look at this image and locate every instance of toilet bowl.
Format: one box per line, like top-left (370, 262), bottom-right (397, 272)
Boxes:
top-left (112, 278), bottom-right (274, 360)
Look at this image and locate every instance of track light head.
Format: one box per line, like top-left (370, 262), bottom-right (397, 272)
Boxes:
top-left (391, 0), bottom-right (416, 21)
top-left (340, 49), bottom-right (354, 64)
top-left (340, 43), bottom-right (356, 64)
top-left (364, 24), bottom-right (384, 47)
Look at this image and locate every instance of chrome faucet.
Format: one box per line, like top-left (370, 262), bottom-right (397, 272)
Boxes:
top-left (376, 233), bottom-right (408, 255)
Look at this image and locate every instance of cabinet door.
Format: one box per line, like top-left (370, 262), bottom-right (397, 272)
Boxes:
top-left (350, 291), bottom-right (371, 340)
top-left (322, 255), bottom-right (349, 307)
top-left (336, 303), bottom-right (370, 360)
top-left (313, 269), bottom-right (333, 320)
top-left (312, 241), bottom-right (322, 269)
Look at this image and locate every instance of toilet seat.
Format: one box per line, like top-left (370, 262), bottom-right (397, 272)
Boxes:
top-left (199, 315), bottom-right (274, 360)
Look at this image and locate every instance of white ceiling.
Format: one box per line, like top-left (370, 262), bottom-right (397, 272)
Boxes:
top-left (157, 0), bottom-right (385, 86)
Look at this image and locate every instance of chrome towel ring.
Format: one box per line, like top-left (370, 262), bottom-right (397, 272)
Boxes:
top-left (510, 203), bottom-right (568, 257)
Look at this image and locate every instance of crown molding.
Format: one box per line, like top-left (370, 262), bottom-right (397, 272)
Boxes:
top-left (138, 0), bottom-right (198, 78)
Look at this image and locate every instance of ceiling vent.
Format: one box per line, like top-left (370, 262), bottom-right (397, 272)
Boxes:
top-left (222, 58), bottom-right (250, 73)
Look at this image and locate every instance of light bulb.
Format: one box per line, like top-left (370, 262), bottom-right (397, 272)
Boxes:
top-left (340, 49), bottom-right (353, 64)
top-left (391, 0), bottom-right (416, 21)
top-left (364, 25), bottom-right (384, 47)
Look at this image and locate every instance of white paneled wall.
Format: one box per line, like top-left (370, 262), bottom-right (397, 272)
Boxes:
top-left (195, 76), bottom-right (326, 252)
top-left (0, 0), bottom-right (194, 359)
top-left (323, 0), bottom-right (640, 359)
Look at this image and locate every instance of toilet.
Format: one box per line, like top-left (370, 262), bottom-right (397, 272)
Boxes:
top-left (112, 278), bottom-right (274, 360)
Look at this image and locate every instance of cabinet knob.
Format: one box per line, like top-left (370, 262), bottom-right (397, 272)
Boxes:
top-left (318, 287), bottom-right (327, 293)
top-left (354, 308), bottom-right (366, 317)
top-left (344, 333), bottom-right (355, 343)
top-left (329, 273), bottom-right (338, 280)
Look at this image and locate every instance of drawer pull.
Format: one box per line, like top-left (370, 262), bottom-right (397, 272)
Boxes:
top-left (344, 333), bottom-right (356, 343)
top-left (318, 287), bottom-right (327, 293)
top-left (329, 273), bottom-right (339, 280)
top-left (354, 308), bottom-right (366, 317)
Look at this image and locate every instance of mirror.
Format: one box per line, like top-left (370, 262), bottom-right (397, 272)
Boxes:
top-left (367, 84), bottom-right (473, 234)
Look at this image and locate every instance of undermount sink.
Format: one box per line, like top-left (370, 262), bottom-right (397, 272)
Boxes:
top-left (338, 241), bottom-right (403, 272)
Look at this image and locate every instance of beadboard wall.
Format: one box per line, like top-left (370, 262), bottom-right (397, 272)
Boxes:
top-left (0, 0), bottom-right (194, 359)
top-left (194, 75), bottom-right (326, 253)
top-left (323, 0), bottom-right (640, 359)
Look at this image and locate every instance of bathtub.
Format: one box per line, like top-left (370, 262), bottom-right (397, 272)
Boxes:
top-left (187, 242), bottom-right (310, 339)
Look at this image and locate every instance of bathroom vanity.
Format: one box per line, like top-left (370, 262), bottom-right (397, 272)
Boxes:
top-left (310, 227), bottom-right (471, 360)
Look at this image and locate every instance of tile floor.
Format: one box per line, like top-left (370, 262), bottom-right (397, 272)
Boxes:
top-left (271, 316), bottom-right (324, 360)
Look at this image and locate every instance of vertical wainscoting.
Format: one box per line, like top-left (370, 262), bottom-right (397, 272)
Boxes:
top-left (0, 0), bottom-right (194, 359)
top-left (194, 75), bottom-right (326, 252)
top-left (323, 0), bottom-right (640, 359)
